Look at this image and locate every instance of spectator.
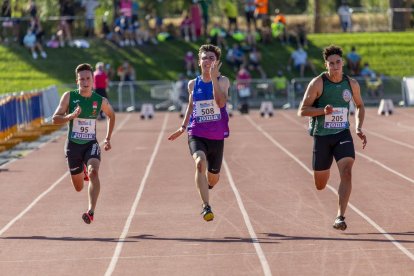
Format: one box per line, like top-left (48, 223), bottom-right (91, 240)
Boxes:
top-left (248, 46), bottom-right (266, 79)
top-left (29, 16), bottom-right (45, 44)
top-left (59, 0), bottom-right (75, 47)
top-left (337, 1), bottom-right (352, 32)
top-left (236, 64), bottom-right (252, 112)
top-left (223, 0), bottom-right (238, 34)
top-left (360, 62), bottom-right (373, 78)
top-left (254, 0), bottom-right (268, 28)
top-left (23, 26), bottom-right (47, 59)
top-left (244, 0), bottom-right (257, 32)
top-left (94, 62), bottom-right (109, 119)
top-left (272, 9), bottom-right (287, 44)
top-left (81, 0), bottom-right (99, 37)
top-left (1, 0), bottom-right (12, 43)
top-left (11, 0), bottom-right (22, 42)
top-left (117, 60), bottom-right (136, 82)
top-left (287, 46), bottom-right (316, 78)
top-left (208, 22), bottom-right (227, 50)
top-left (198, 0), bottom-right (211, 37)
top-left (176, 73), bottom-right (189, 106)
top-left (291, 23), bottom-right (308, 48)
top-left (190, 1), bottom-right (202, 37)
top-left (365, 71), bottom-right (383, 98)
top-left (180, 13), bottom-right (196, 42)
top-left (272, 70), bottom-right (288, 95)
top-left (26, 0), bottom-right (37, 19)
top-left (346, 46), bottom-right (361, 76)
top-left (184, 51), bottom-right (198, 77)
top-left (226, 43), bottom-right (245, 71)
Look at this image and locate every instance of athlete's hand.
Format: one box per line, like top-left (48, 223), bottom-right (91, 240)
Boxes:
top-left (168, 128), bottom-right (185, 141)
top-left (210, 61), bottom-right (222, 79)
top-left (68, 105), bottom-right (81, 121)
top-left (104, 138), bottom-right (111, 151)
top-left (324, 104), bottom-right (333, 115)
top-left (356, 128), bottom-right (367, 149)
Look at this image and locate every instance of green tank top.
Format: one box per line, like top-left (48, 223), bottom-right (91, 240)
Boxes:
top-left (309, 73), bottom-right (353, 136)
top-left (68, 89), bottom-right (103, 144)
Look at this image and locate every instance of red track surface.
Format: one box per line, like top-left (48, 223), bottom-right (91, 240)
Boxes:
top-left (2, 108), bottom-right (414, 275)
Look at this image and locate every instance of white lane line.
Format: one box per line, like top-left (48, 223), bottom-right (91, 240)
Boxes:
top-left (364, 129), bottom-right (414, 150)
top-left (0, 114), bottom-right (132, 236)
top-left (105, 113), bottom-right (169, 276)
top-left (247, 114), bottom-right (414, 261)
top-left (223, 159), bottom-right (272, 276)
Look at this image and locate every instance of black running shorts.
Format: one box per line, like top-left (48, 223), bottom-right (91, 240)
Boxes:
top-left (312, 129), bottom-right (355, 171)
top-left (65, 140), bottom-right (101, 175)
top-left (188, 135), bottom-right (224, 174)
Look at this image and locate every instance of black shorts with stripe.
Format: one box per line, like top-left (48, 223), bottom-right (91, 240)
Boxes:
top-left (312, 129), bottom-right (355, 171)
top-left (188, 135), bottom-right (224, 174)
top-left (65, 140), bottom-right (101, 175)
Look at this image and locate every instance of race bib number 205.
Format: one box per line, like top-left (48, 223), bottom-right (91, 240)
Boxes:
top-left (324, 107), bottom-right (349, 129)
top-left (195, 100), bottom-right (221, 123)
top-left (71, 118), bottom-right (96, 140)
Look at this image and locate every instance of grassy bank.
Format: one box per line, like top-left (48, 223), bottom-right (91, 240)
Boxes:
top-left (0, 31), bottom-right (413, 95)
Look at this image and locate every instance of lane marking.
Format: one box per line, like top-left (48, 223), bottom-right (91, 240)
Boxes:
top-left (0, 114), bottom-right (132, 236)
top-left (223, 159), bottom-right (272, 276)
top-left (248, 114), bottom-right (414, 261)
top-left (105, 114), bottom-right (169, 276)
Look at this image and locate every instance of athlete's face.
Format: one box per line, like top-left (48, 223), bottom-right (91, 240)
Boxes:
top-left (325, 54), bottom-right (343, 74)
top-left (76, 70), bottom-right (93, 92)
top-left (199, 51), bottom-right (217, 72)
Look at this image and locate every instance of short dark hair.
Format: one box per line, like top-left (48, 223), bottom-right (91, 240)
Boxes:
top-left (75, 63), bottom-right (93, 76)
top-left (198, 44), bottom-right (221, 60)
top-left (323, 45), bottom-right (343, 61)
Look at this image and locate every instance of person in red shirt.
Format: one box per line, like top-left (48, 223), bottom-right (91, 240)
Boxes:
top-left (93, 62), bottom-right (109, 119)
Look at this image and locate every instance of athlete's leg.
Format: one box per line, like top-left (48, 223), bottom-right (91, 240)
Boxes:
top-left (86, 158), bottom-right (101, 213)
top-left (336, 157), bottom-right (354, 217)
top-left (207, 172), bottom-right (220, 188)
top-left (313, 169), bottom-right (330, 190)
top-left (193, 150), bottom-right (209, 205)
top-left (70, 173), bottom-right (84, 192)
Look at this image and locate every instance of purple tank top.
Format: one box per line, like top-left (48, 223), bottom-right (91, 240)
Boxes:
top-left (187, 76), bottom-right (229, 140)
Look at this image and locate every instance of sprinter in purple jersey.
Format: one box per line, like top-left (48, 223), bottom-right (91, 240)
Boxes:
top-left (168, 44), bottom-right (230, 222)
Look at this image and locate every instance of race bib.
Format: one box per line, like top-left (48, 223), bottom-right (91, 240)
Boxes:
top-left (71, 118), bottom-right (96, 140)
top-left (324, 107), bottom-right (348, 129)
top-left (195, 99), bottom-right (221, 123)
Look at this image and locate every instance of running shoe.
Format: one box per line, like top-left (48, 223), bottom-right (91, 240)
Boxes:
top-left (83, 164), bottom-right (89, 182)
top-left (82, 210), bottom-right (94, 224)
top-left (201, 204), bottom-right (214, 222)
top-left (333, 216), bottom-right (347, 230)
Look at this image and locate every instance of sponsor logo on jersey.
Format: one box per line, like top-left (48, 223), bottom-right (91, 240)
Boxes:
top-left (342, 89), bottom-right (352, 102)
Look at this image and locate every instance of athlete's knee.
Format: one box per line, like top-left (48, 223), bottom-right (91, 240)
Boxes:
top-left (208, 173), bottom-right (220, 185)
top-left (314, 180), bottom-right (327, 190)
top-left (195, 154), bottom-right (207, 173)
top-left (88, 167), bottom-right (99, 180)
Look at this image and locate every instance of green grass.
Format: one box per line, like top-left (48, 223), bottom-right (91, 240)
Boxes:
top-left (1, 32), bottom-right (414, 95)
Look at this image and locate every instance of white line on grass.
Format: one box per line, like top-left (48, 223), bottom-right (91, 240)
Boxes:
top-left (105, 113), bottom-right (169, 276)
top-left (247, 114), bottom-right (414, 261)
top-left (0, 114), bottom-right (132, 236)
top-left (223, 159), bottom-right (272, 276)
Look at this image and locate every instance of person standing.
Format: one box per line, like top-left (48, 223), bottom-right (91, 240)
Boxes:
top-left (297, 45), bottom-right (367, 230)
top-left (52, 63), bottom-right (115, 224)
top-left (93, 62), bottom-right (109, 119)
top-left (168, 44), bottom-right (230, 222)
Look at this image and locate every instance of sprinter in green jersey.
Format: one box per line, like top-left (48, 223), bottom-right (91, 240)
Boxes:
top-left (298, 45), bottom-right (367, 231)
top-left (53, 63), bottom-right (115, 224)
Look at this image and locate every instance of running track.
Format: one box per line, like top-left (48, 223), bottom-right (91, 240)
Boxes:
top-left (2, 108), bottom-right (414, 275)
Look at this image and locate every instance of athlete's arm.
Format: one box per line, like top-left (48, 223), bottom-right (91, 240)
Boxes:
top-left (211, 61), bottom-right (229, 108)
top-left (101, 98), bottom-right (115, 151)
top-left (52, 92), bottom-right (81, 124)
top-left (297, 76), bottom-right (332, 117)
top-left (350, 78), bottom-right (367, 149)
top-left (168, 79), bottom-right (194, 141)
